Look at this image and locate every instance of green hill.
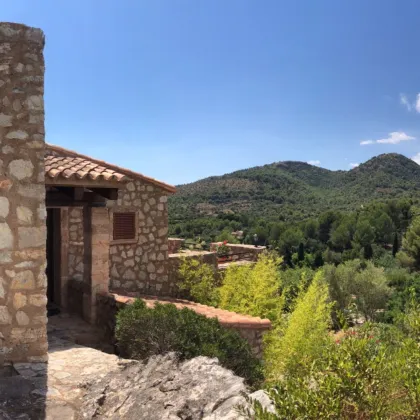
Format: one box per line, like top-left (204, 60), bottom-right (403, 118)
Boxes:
top-left (169, 153), bottom-right (420, 227)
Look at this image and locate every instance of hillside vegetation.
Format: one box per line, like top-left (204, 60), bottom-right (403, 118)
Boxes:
top-left (170, 153), bottom-right (420, 221)
top-left (169, 153), bottom-right (420, 240)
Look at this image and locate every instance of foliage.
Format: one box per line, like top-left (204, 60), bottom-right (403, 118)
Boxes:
top-left (177, 257), bottom-right (219, 305)
top-left (169, 153), bottom-right (419, 245)
top-left (218, 253), bottom-right (283, 323)
top-left (211, 240), bottom-right (231, 257)
top-left (115, 299), bottom-right (263, 385)
top-left (399, 216), bottom-right (420, 269)
top-left (264, 271), bottom-right (332, 380)
top-left (246, 323), bottom-right (420, 419)
top-left (324, 260), bottom-right (391, 324)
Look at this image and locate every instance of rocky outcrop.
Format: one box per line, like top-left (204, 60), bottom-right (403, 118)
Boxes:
top-left (80, 353), bottom-right (273, 419)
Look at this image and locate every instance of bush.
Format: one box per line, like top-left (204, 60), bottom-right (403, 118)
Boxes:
top-left (178, 257), bottom-right (219, 305)
top-left (247, 323), bottom-right (420, 419)
top-left (324, 260), bottom-right (391, 323)
top-left (264, 271), bottom-right (332, 380)
top-left (115, 299), bottom-right (262, 385)
top-left (218, 253), bottom-right (283, 323)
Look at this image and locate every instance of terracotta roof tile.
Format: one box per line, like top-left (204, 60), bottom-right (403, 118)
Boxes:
top-left (44, 144), bottom-right (176, 193)
top-left (109, 292), bottom-right (272, 330)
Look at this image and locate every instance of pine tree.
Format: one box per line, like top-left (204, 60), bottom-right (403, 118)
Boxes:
top-left (392, 232), bottom-right (399, 257)
top-left (298, 242), bottom-right (305, 262)
top-left (284, 246), bottom-right (293, 267)
top-left (363, 244), bottom-right (373, 260)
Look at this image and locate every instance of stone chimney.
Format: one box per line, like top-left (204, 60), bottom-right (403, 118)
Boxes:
top-left (0, 23), bottom-right (47, 364)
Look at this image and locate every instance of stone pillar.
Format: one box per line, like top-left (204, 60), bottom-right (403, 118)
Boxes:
top-left (0, 23), bottom-right (47, 364)
top-left (60, 207), bottom-right (69, 309)
top-left (87, 207), bottom-right (110, 324)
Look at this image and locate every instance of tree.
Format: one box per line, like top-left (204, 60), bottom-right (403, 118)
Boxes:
top-left (392, 232), bottom-right (399, 257)
top-left (372, 213), bottom-right (394, 244)
top-left (399, 217), bottom-right (420, 269)
top-left (324, 260), bottom-right (390, 323)
top-left (363, 244), bottom-right (373, 260)
top-left (318, 211), bottom-right (338, 244)
top-left (298, 243), bottom-right (305, 262)
top-left (279, 227), bottom-right (304, 252)
top-left (304, 219), bottom-right (319, 240)
top-left (353, 219), bottom-right (375, 248)
top-left (264, 271), bottom-right (332, 380)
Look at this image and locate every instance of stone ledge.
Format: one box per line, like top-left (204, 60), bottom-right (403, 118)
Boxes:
top-left (100, 291), bottom-right (272, 330)
top-left (0, 22), bottom-right (45, 46)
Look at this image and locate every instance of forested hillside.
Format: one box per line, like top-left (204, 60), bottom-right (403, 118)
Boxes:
top-left (169, 153), bottom-right (420, 241)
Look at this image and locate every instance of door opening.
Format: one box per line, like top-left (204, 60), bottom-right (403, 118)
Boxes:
top-left (46, 208), bottom-right (61, 316)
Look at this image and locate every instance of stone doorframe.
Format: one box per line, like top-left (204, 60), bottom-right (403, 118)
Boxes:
top-left (55, 205), bottom-right (110, 324)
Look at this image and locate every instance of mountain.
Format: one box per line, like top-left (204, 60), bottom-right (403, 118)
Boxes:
top-left (168, 153), bottom-right (420, 225)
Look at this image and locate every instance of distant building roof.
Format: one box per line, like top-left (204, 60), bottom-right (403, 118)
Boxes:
top-left (45, 144), bottom-right (176, 193)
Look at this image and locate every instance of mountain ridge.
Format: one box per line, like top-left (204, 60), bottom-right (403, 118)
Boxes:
top-left (169, 153), bottom-right (420, 226)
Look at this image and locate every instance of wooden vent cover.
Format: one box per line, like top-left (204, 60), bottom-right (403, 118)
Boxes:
top-left (113, 212), bottom-right (136, 240)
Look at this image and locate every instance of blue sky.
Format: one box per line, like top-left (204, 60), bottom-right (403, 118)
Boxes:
top-left (3, 0), bottom-right (420, 184)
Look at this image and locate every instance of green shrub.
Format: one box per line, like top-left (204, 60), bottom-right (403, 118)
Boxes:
top-left (178, 257), bottom-right (219, 305)
top-left (247, 324), bottom-right (420, 419)
top-left (324, 260), bottom-right (391, 323)
top-left (218, 253), bottom-right (283, 323)
top-left (264, 271), bottom-right (332, 380)
top-left (115, 299), bottom-right (262, 385)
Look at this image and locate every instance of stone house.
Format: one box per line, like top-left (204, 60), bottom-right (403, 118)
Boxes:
top-left (44, 144), bottom-right (176, 323)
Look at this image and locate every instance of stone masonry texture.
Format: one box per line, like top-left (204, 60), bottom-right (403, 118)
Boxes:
top-left (0, 22), bottom-right (47, 364)
top-left (107, 180), bottom-right (169, 295)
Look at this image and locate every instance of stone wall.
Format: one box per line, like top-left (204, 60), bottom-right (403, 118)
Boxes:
top-left (68, 207), bottom-right (84, 281)
top-left (0, 23), bottom-right (47, 364)
top-left (96, 292), bottom-right (270, 358)
top-left (168, 238), bottom-right (184, 254)
top-left (211, 243), bottom-right (266, 262)
top-left (107, 180), bottom-right (169, 295)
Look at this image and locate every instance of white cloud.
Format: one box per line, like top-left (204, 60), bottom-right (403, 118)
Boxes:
top-left (307, 160), bottom-right (320, 166)
top-left (400, 93), bottom-right (412, 111)
top-left (360, 131), bottom-right (415, 146)
top-left (416, 94), bottom-right (420, 113)
top-left (412, 153), bottom-right (420, 165)
top-left (349, 163), bottom-right (359, 168)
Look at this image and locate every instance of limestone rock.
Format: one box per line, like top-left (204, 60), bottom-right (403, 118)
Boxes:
top-left (18, 226), bottom-right (45, 249)
top-left (6, 130), bottom-right (28, 140)
top-left (0, 222), bottom-right (13, 249)
top-left (80, 353), bottom-right (265, 420)
top-left (16, 206), bottom-right (33, 224)
top-left (8, 159), bottom-right (34, 180)
top-left (0, 113), bottom-right (12, 127)
top-left (29, 294), bottom-right (47, 307)
top-left (0, 197), bottom-right (9, 218)
top-left (13, 293), bottom-right (27, 310)
top-left (16, 310), bottom-right (29, 326)
top-left (10, 271), bottom-right (35, 290)
top-left (0, 306), bottom-right (11, 325)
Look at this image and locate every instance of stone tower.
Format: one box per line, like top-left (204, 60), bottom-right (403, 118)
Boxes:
top-left (0, 22), bottom-right (47, 364)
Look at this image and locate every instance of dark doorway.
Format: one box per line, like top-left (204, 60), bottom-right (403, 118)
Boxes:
top-left (46, 208), bottom-right (61, 315)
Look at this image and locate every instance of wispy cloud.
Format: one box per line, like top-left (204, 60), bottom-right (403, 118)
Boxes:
top-left (400, 93), bottom-right (412, 111)
top-left (360, 131), bottom-right (415, 146)
top-left (412, 153), bottom-right (420, 165)
top-left (307, 160), bottom-right (321, 166)
top-left (349, 163), bottom-right (359, 168)
top-left (415, 94), bottom-right (420, 113)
